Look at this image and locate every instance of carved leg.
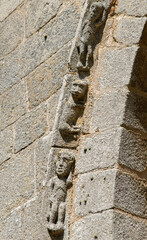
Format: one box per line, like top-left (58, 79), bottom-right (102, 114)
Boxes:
top-left (47, 202), bottom-right (58, 230)
top-left (86, 44), bottom-right (93, 68)
top-left (77, 42), bottom-right (86, 69)
top-left (57, 202), bottom-right (66, 229)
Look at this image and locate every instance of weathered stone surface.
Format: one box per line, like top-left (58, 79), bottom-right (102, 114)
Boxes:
top-left (92, 88), bottom-right (147, 132)
top-left (26, 43), bottom-right (69, 109)
top-left (71, 210), bottom-right (113, 240)
top-left (116, 0), bottom-right (147, 17)
top-left (0, 49), bottom-right (21, 94)
top-left (0, 127), bottom-right (13, 165)
top-left (0, 0), bottom-right (24, 21)
top-left (114, 211), bottom-right (147, 240)
top-left (48, 90), bottom-right (60, 132)
top-left (14, 103), bottom-right (47, 153)
top-left (0, 148), bottom-right (35, 217)
top-left (114, 17), bottom-right (146, 45)
top-left (0, 10), bottom-right (24, 58)
top-left (21, 6), bottom-right (79, 78)
top-left (119, 128), bottom-right (147, 172)
top-left (76, 128), bottom-right (121, 173)
top-left (75, 170), bottom-right (116, 216)
top-left (95, 46), bottom-right (138, 90)
top-left (25, 0), bottom-right (63, 37)
top-left (0, 208), bottom-right (22, 240)
top-left (0, 81), bottom-right (26, 131)
top-left (35, 134), bottom-right (52, 191)
top-left (115, 171), bottom-right (147, 218)
top-left (21, 197), bottom-right (48, 240)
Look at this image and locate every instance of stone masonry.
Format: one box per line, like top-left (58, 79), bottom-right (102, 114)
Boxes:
top-left (0, 0), bottom-right (147, 240)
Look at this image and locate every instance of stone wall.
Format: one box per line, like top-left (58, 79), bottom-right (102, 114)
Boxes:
top-left (0, 0), bottom-right (147, 239)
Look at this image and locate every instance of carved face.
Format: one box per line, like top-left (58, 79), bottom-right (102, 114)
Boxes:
top-left (71, 81), bottom-right (87, 98)
top-left (56, 155), bottom-right (71, 177)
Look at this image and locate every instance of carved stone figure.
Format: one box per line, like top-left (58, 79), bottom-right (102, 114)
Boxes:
top-left (46, 151), bottom-right (75, 234)
top-left (59, 79), bottom-right (89, 138)
top-left (76, 0), bottom-right (112, 71)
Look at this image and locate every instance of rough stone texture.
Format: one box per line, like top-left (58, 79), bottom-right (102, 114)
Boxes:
top-left (26, 44), bottom-right (69, 109)
top-left (76, 128), bottom-right (121, 173)
top-left (0, 0), bottom-right (24, 22)
top-left (114, 17), bottom-right (147, 45)
top-left (0, 148), bottom-right (35, 217)
top-left (115, 171), bottom-right (147, 218)
top-left (71, 210), bottom-right (113, 240)
top-left (92, 88), bottom-right (147, 132)
top-left (0, 127), bottom-right (13, 165)
top-left (21, 6), bottom-right (79, 78)
top-left (0, 81), bottom-right (26, 131)
top-left (0, 49), bottom-right (21, 94)
top-left (114, 211), bottom-right (147, 240)
top-left (95, 46), bottom-right (138, 90)
top-left (25, 0), bottom-right (63, 37)
top-left (14, 103), bottom-right (47, 153)
top-left (35, 134), bottom-right (52, 191)
top-left (116, 0), bottom-right (147, 17)
top-left (75, 169), bottom-right (116, 216)
top-left (119, 128), bottom-right (147, 172)
top-left (0, 10), bottom-right (24, 59)
top-left (48, 90), bottom-right (60, 132)
top-left (0, 208), bottom-right (22, 240)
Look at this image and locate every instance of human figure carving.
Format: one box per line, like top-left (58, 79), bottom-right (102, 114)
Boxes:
top-left (59, 79), bottom-right (89, 137)
top-left (46, 151), bottom-right (75, 234)
top-left (77, 0), bottom-right (112, 70)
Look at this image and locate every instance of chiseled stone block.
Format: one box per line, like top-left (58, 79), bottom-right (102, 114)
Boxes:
top-left (92, 88), bottom-right (147, 132)
top-left (0, 148), bottom-right (35, 217)
top-left (0, 49), bottom-right (21, 94)
top-left (0, 10), bottom-right (24, 58)
top-left (71, 210), bottom-right (114, 240)
top-left (14, 103), bottom-right (47, 153)
top-left (75, 169), bottom-right (116, 216)
top-left (95, 46), bottom-right (138, 90)
top-left (116, 0), bottom-right (147, 17)
top-left (26, 44), bottom-right (69, 109)
top-left (115, 171), bottom-right (147, 218)
top-left (0, 81), bottom-right (27, 131)
top-left (114, 17), bottom-right (146, 45)
top-left (25, 0), bottom-right (63, 37)
top-left (21, 6), bottom-right (79, 78)
top-left (0, 127), bottom-right (13, 165)
top-left (0, 0), bottom-right (24, 21)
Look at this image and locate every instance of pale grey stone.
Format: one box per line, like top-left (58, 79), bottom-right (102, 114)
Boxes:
top-left (76, 128), bottom-right (121, 173)
top-left (75, 169), bottom-right (116, 216)
top-left (95, 46), bottom-right (138, 90)
top-left (21, 6), bottom-right (79, 78)
top-left (71, 210), bottom-right (113, 240)
top-left (26, 44), bottom-right (70, 109)
top-left (114, 211), bottom-right (147, 240)
top-left (0, 148), bottom-right (35, 217)
top-left (0, 81), bottom-right (27, 131)
top-left (48, 90), bottom-right (60, 132)
top-left (36, 134), bottom-right (52, 191)
top-left (0, 0), bottom-right (24, 21)
top-left (119, 128), bottom-right (147, 172)
top-left (116, 0), bottom-right (147, 17)
top-left (0, 10), bottom-right (24, 58)
top-left (25, 0), bottom-right (63, 37)
top-left (14, 103), bottom-right (47, 153)
top-left (0, 127), bottom-right (13, 165)
top-left (115, 171), bottom-right (147, 218)
top-left (92, 88), bottom-right (147, 132)
top-left (0, 49), bottom-right (21, 94)
top-left (114, 17), bottom-right (146, 45)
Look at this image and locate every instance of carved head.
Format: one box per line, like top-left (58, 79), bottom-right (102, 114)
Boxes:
top-left (55, 152), bottom-right (75, 177)
top-left (70, 80), bottom-right (89, 99)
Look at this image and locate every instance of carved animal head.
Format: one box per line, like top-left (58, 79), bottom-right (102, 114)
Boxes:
top-left (70, 80), bottom-right (89, 99)
top-left (55, 152), bottom-right (75, 177)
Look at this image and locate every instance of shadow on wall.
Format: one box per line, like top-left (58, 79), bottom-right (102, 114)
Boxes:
top-left (119, 20), bottom-right (147, 178)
